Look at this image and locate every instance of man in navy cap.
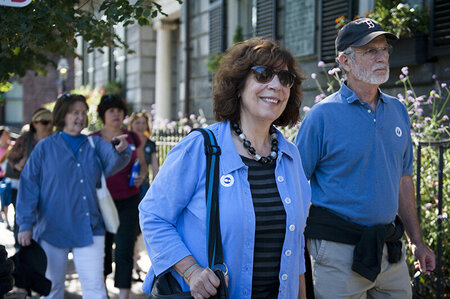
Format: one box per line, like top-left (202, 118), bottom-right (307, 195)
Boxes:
top-left (295, 18), bottom-right (435, 298)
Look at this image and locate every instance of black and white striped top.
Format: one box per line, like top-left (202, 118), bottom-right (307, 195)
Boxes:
top-left (241, 156), bottom-right (286, 299)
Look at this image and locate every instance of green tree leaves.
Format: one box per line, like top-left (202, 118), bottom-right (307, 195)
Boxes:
top-left (0, 0), bottom-right (182, 84)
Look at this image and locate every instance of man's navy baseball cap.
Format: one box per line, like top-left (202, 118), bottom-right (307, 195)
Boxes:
top-left (335, 18), bottom-right (398, 52)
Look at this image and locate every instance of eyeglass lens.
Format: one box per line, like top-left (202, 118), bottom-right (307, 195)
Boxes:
top-left (251, 65), bottom-right (295, 88)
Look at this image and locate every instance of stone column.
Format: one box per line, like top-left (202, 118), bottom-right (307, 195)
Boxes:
top-left (154, 20), bottom-right (177, 120)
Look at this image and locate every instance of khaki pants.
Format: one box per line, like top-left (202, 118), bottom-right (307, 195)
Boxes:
top-left (308, 239), bottom-right (412, 299)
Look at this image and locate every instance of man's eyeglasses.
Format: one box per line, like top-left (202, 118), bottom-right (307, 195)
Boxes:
top-left (250, 65), bottom-right (296, 88)
top-left (353, 44), bottom-right (393, 60)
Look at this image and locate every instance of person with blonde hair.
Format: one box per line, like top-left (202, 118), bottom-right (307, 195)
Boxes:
top-left (128, 110), bottom-right (159, 193)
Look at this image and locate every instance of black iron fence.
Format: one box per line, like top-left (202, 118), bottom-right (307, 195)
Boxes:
top-left (414, 139), bottom-right (449, 299)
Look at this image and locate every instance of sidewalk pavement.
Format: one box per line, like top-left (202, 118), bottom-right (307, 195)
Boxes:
top-left (0, 206), bottom-right (151, 299)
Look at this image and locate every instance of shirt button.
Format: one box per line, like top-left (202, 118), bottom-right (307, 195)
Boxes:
top-left (284, 197), bottom-right (291, 204)
top-left (285, 250), bottom-right (292, 256)
top-left (83, 196), bottom-right (87, 200)
top-left (281, 274), bottom-right (288, 280)
top-left (373, 119), bottom-right (376, 122)
top-left (77, 163), bottom-right (81, 167)
top-left (86, 212), bottom-right (89, 216)
top-left (277, 176), bottom-right (284, 182)
top-left (79, 149), bottom-right (83, 152)
top-left (80, 179), bottom-right (84, 183)
top-left (289, 225), bottom-right (295, 231)
top-left (367, 109), bottom-right (371, 113)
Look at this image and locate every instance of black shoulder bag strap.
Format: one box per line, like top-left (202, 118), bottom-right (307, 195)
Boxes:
top-left (191, 128), bottom-right (228, 299)
top-left (190, 128), bottom-right (223, 269)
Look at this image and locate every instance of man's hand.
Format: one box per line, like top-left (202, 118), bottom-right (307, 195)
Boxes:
top-left (17, 230), bottom-right (32, 247)
top-left (410, 241), bottom-right (435, 273)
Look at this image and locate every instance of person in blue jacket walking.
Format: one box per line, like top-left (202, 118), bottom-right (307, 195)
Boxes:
top-left (16, 93), bottom-right (131, 299)
top-left (139, 38), bottom-right (311, 299)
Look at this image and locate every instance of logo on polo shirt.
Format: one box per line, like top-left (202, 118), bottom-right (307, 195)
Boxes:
top-left (395, 127), bottom-right (402, 137)
top-left (220, 174), bottom-right (234, 187)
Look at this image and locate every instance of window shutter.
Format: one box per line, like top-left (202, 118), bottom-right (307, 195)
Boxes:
top-left (209, 0), bottom-right (226, 54)
top-left (430, 0), bottom-right (450, 56)
top-left (256, 0), bottom-right (277, 39)
top-left (319, 0), bottom-right (354, 63)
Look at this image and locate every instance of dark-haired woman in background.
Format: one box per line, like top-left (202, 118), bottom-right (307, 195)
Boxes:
top-left (92, 94), bottom-right (148, 299)
top-left (139, 38), bottom-right (311, 298)
top-left (16, 94), bottom-right (131, 298)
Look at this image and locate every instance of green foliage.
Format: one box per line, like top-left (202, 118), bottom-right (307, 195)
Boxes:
top-left (0, 0), bottom-right (182, 85)
top-left (232, 25), bottom-right (244, 44)
top-left (206, 53), bottom-right (224, 74)
top-left (309, 64), bottom-right (449, 296)
top-left (335, 0), bottom-right (429, 38)
top-left (206, 25), bottom-right (244, 74)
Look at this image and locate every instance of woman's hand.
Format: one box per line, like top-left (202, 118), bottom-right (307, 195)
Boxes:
top-left (112, 134), bottom-right (128, 152)
top-left (185, 266), bottom-right (221, 299)
top-left (133, 174), bottom-right (145, 188)
top-left (18, 230), bottom-right (32, 247)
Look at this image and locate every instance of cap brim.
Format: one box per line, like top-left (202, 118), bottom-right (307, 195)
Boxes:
top-left (352, 31), bottom-right (398, 47)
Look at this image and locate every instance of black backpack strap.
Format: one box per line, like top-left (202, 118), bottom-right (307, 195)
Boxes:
top-left (189, 128), bottom-right (223, 269)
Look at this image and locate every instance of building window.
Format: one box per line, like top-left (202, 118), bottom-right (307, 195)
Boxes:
top-left (319, 0), bottom-right (357, 63)
top-left (4, 80), bottom-right (23, 124)
top-left (430, 0), bottom-right (450, 56)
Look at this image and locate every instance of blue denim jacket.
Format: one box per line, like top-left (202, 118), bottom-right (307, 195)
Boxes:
top-left (16, 132), bottom-right (131, 248)
top-left (139, 121), bottom-right (311, 298)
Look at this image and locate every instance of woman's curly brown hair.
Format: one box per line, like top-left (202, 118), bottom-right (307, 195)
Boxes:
top-left (213, 37), bottom-right (306, 127)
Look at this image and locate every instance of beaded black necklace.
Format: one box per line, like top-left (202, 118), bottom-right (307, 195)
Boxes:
top-left (232, 122), bottom-right (278, 164)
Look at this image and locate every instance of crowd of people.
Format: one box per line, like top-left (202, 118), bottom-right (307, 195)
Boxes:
top-left (0, 17), bottom-right (436, 299)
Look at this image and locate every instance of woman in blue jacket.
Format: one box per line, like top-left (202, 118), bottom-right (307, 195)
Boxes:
top-left (139, 38), bottom-right (311, 299)
top-left (16, 94), bottom-right (131, 299)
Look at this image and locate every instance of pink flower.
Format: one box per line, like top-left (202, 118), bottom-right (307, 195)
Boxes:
top-left (443, 115), bottom-right (449, 121)
top-left (432, 74), bottom-right (437, 80)
top-left (401, 66), bottom-right (408, 75)
top-left (311, 73), bottom-right (317, 79)
top-left (315, 94), bottom-right (325, 103)
top-left (441, 83), bottom-right (447, 88)
top-left (317, 61), bottom-right (325, 67)
top-left (303, 106), bottom-right (311, 112)
top-left (399, 74), bottom-right (404, 79)
top-left (327, 68), bottom-right (341, 75)
top-left (424, 117), bottom-right (431, 122)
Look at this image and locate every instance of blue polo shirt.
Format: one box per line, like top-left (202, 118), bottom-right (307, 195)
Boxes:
top-left (295, 82), bottom-right (413, 226)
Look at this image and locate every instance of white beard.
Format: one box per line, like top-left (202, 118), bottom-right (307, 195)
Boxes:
top-left (351, 62), bottom-right (389, 85)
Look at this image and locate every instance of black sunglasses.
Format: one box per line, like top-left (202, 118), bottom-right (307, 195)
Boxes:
top-left (58, 93), bottom-right (72, 101)
top-left (250, 65), bottom-right (296, 88)
top-left (36, 120), bottom-right (52, 125)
